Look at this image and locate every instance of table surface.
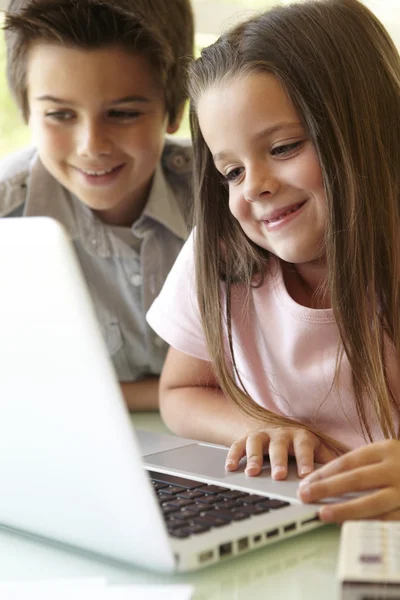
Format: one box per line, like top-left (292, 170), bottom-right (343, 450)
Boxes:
top-left (0, 412), bottom-right (342, 599)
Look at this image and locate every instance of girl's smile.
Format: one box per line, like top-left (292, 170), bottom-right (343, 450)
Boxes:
top-left (197, 72), bottom-right (327, 269)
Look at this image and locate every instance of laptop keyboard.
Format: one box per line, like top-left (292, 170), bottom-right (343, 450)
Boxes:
top-left (148, 470), bottom-right (291, 539)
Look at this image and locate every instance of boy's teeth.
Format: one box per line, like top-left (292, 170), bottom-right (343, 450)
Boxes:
top-left (83, 167), bottom-right (114, 176)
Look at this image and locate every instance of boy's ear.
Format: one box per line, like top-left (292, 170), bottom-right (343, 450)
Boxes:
top-left (166, 103), bottom-right (186, 134)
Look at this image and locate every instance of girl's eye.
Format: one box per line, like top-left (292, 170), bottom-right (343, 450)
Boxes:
top-left (107, 109), bottom-right (141, 121)
top-left (224, 166), bottom-right (244, 183)
top-left (45, 111), bottom-right (74, 122)
top-left (271, 141), bottom-right (303, 157)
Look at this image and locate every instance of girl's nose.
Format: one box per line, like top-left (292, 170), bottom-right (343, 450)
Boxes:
top-left (243, 167), bottom-right (279, 203)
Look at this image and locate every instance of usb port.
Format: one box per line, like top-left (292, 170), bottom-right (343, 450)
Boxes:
top-left (266, 528), bottom-right (279, 538)
top-left (301, 515), bottom-right (320, 526)
top-left (284, 523), bottom-right (297, 533)
top-left (238, 537), bottom-right (249, 552)
top-left (219, 542), bottom-right (232, 557)
top-left (199, 550), bottom-right (214, 563)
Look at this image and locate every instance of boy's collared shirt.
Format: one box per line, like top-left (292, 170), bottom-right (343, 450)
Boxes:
top-left (0, 140), bottom-right (192, 382)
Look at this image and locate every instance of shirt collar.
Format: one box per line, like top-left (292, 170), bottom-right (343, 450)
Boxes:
top-left (136, 163), bottom-right (188, 240)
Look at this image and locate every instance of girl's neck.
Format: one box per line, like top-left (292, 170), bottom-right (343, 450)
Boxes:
top-left (281, 259), bottom-right (330, 309)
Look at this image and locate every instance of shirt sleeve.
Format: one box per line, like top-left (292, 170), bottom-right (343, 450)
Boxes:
top-left (146, 231), bottom-right (210, 361)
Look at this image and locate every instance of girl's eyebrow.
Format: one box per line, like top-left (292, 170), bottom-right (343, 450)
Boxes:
top-left (212, 121), bottom-right (302, 162)
top-left (35, 95), bottom-right (151, 105)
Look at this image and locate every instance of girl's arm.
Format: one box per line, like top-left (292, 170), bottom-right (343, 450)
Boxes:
top-left (159, 346), bottom-right (254, 445)
top-left (160, 346), bottom-right (338, 478)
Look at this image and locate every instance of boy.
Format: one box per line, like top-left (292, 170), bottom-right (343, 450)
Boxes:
top-left (0, 0), bottom-right (194, 410)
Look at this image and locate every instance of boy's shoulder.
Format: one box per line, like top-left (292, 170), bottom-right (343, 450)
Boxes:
top-left (161, 137), bottom-right (192, 220)
top-left (0, 146), bottom-right (37, 217)
top-left (161, 137), bottom-right (192, 180)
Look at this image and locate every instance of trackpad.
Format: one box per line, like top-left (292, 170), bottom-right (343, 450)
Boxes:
top-left (143, 443), bottom-right (234, 480)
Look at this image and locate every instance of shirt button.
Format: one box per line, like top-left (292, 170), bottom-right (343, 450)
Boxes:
top-left (131, 273), bottom-right (143, 286)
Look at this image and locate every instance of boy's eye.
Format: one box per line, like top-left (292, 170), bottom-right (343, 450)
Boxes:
top-left (271, 141), bottom-right (303, 157)
top-left (45, 111), bottom-right (74, 122)
top-left (107, 109), bottom-right (141, 120)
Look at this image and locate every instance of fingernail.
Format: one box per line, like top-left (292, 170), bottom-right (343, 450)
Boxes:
top-left (245, 460), bottom-right (259, 471)
top-left (225, 459), bottom-right (234, 470)
top-left (300, 465), bottom-right (312, 476)
top-left (272, 466), bottom-right (286, 478)
top-left (320, 507), bottom-right (334, 522)
top-left (299, 485), bottom-right (311, 501)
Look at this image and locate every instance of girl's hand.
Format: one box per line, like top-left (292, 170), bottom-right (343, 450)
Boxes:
top-left (297, 440), bottom-right (400, 522)
top-left (225, 427), bottom-right (337, 479)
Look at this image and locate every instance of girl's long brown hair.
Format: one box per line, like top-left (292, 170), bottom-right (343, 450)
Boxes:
top-left (188, 0), bottom-right (400, 455)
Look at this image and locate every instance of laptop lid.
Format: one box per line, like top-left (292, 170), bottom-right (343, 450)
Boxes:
top-left (0, 217), bottom-right (175, 571)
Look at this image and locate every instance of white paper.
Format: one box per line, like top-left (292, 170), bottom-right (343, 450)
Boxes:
top-left (0, 580), bottom-right (193, 600)
top-left (104, 584), bottom-right (193, 600)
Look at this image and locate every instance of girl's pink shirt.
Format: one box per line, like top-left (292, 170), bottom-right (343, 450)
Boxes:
top-left (146, 232), bottom-right (400, 449)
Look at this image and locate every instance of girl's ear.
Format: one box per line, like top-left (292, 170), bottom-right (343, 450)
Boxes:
top-left (166, 103), bottom-right (186, 134)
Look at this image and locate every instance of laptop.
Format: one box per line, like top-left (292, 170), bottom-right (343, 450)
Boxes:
top-left (0, 217), bottom-right (324, 573)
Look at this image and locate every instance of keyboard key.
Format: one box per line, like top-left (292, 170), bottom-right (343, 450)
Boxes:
top-left (177, 490), bottom-right (204, 500)
top-left (161, 505), bottom-right (180, 516)
top-left (195, 495), bottom-right (219, 505)
top-left (192, 515), bottom-right (230, 528)
top-left (152, 481), bottom-right (168, 491)
top-left (160, 486), bottom-right (185, 495)
top-left (182, 523), bottom-right (210, 535)
top-left (262, 499), bottom-right (290, 510)
top-left (219, 490), bottom-right (248, 500)
top-left (195, 485), bottom-right (227, 495)
top-left (232, 505), bottom-right (259, 516)
top-left (164, 497), bottom-right (196, 509)
top-left (202, 510), bottom-right (233, 523)
top-left (168, 528), bottom-right (190, 539)
top-left (148, 471), bottom-right (201, 489)
top-left (240, 494), bottom-right (270, 505)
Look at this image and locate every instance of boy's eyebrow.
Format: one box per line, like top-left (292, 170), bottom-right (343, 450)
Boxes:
top-left (35, 95), bottom-right (151, 104)
top-left (212, 122), bottom-right (302, 162)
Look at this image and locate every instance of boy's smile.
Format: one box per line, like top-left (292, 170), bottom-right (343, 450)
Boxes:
top-left (197, 72), bottom-right (327, 269)
top-left (27, 43), bottom-right (179, 226)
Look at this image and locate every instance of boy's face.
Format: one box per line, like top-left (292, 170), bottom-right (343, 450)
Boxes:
top-left (26, 43), bottom-right (179, 226)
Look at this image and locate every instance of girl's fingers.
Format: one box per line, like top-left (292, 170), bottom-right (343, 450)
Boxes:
top-left (317, 488), bottom-right (400, 523)
top-left (225, 439), bottom-right (246, 471)
top-left (301, 444), bottom-right (382, 485)
top-left (313, 442), bottom-right (339, 465)
top-left (292, 431), bottom-right (318, 477)
top-left (298, 464), bottom-right (392, 503)
top-left (245, 433), bottom-right (269, 476)
top-left (268, 433), bottom-right (291, 480)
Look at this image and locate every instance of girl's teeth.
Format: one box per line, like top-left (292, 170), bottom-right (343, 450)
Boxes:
top-left (268, 204), bottom-right (300, 223)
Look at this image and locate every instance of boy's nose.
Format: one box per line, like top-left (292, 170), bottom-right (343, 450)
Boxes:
top-left (243, 167), bottom-right (279, 203)
top-left (76, 122), bottom-right (112, 158)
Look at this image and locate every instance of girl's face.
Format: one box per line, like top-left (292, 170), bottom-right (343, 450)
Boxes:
top-left (197, 72), bottom-right (327, 266)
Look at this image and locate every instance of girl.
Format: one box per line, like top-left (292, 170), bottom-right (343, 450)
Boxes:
top-left (147, 0), bottom-right (400, 522)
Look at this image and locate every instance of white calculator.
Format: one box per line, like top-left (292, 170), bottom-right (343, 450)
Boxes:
top-left (337, 520), bottom-right (400, 599)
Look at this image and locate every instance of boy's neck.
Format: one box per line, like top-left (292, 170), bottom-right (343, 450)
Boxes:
top-left (94, 176), bottom-right (153, 227)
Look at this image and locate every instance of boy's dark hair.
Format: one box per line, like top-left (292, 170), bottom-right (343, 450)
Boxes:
top-left (4, 0), bottom-right (194, 125)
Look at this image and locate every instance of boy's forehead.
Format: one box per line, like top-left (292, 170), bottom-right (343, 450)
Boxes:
top-left (25, 41), bottom-right (164, 103)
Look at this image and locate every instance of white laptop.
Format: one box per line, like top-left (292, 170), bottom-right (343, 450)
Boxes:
top-left (0, 217), bottom-right (325, 573)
